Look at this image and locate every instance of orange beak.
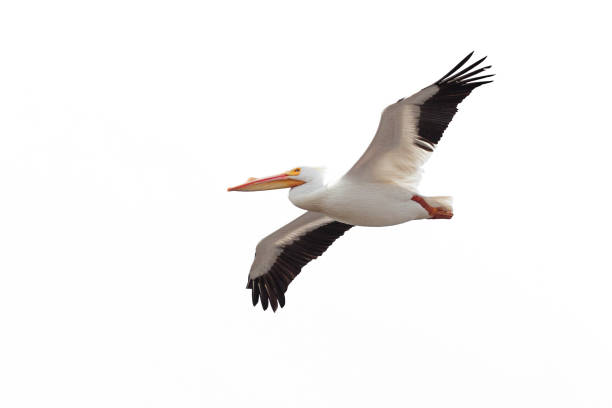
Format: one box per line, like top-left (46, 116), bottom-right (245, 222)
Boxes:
top-left (227, 173), bottom-right (305, 192)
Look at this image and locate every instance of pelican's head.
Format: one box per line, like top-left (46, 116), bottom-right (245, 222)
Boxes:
top-left (227, 166), bottom-right (322, 192)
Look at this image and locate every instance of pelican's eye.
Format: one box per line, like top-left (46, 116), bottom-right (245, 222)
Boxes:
top-left (287, 167), bottom-right (301, 176)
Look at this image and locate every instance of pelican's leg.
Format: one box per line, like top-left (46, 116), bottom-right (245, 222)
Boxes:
top-left (411, 195), bottom-right (453, 219)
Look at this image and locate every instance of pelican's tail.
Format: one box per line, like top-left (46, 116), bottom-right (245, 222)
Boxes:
top-left (425, 196), bottom-right (453, 212)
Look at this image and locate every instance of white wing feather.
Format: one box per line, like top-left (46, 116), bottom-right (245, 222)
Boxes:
top-left (345, 85), bottom-right (439, 189)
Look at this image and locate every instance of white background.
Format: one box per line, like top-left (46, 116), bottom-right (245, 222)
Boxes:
top-left (1, 1), bottom-right (611, 407)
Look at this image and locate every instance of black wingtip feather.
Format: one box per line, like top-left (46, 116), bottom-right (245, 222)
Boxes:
top-left (437, 51), bottom-right (474, 83)
top-left (462, 74), bottom-right (495, 83)
top-left (278, 291), bottom-right (285, 308)
top-left (264, 278), bottom-right (279, 312)
top-left (442, 56), bottom-right (487, 84)
top-left (258, 280), bottom-right (269, 310)
top-left (251, 279), bottom-right (260, 306)
top-left (467, 80), bottom-right (493, 87)
top-left (449, 65), bottom-right (492, 84)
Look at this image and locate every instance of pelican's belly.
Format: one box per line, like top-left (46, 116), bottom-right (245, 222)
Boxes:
top-left (320, 182), bottom-right (429, 227)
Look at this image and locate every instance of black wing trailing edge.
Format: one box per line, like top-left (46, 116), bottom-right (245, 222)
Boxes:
top-left (247, 221), bottom-right (353, 312)
top-left (414, 51), bottom-right (494, 152)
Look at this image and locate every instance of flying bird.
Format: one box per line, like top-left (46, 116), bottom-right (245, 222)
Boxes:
top-left (228, 52), bottom-right (493, 311)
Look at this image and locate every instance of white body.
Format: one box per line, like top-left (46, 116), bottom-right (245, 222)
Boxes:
top-left (289, 176), bottom-right (431, 226)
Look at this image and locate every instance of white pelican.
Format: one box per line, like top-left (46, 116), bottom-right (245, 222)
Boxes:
top-left (228, 52), bottom-right (493, 311)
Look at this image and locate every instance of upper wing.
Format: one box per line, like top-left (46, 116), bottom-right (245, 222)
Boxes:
top-left (346, 52), bottom-right (493, 188)
top-left (246, 211), bottom-right (353, 311)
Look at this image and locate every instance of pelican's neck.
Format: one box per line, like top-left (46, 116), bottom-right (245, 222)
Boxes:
top-left (288, 178), bottom-right (327, 212)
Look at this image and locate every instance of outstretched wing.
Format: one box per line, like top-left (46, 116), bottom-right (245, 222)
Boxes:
top-left (246, 211), bottom-right (353, 311)
top-left (346, 52), bottom-right (493, 189)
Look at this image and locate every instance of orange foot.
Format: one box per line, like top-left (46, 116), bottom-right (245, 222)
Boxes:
top-left (411, 195), bottom-right (454, 219)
